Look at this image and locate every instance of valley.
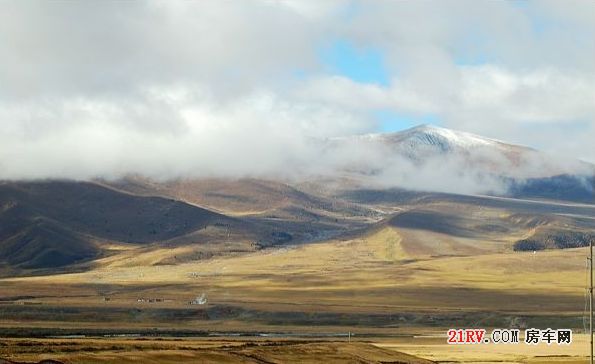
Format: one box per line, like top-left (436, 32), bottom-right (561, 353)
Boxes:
top-left (0, 180), bottom-right (593, 362)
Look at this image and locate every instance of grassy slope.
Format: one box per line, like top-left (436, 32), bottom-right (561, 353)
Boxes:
top-left (0, 338), bottom-right (435, 364)
top-left (0, 181), bottom-right (244, 270)
top-left (102, 177), bottom-right (379, 220)
top-left (0, 181), bottom-right (233, 243)
top-left (1, 226), bottom-right (587, 319)
top-left (0, 221), bottom-right (589, 363)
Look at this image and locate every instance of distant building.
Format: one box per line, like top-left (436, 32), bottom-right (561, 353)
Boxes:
top-left (189, 293), bottom-right (207, 305)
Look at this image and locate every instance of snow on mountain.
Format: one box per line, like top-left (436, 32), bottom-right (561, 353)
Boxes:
top-left (325, 124), bottom-right (592, 184)
top-left (345, 124), bottom-right (522, 154)
top-left (386, 124), bottom-right (497, 149)
top-left (329, 124), bottom-right (529, 166)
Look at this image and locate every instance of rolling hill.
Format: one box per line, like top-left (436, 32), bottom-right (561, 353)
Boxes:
top-left (0, 125), bottom-right (592, 273)
top-left (0, 181), bottom-right (240, 270)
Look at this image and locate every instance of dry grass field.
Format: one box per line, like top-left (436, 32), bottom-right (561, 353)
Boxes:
top-left (2, 226), bottom-right (585, 313)
top-left (0, 222), bottom-right (590, 362)
top-left (375, 332), bottom-right (589, 364)
top-left (0, 334), bottom-right (587, 363)
top-left (0, 337), bottom-right (436, 364)
top-left (1, 185), bottom-right (592, 363)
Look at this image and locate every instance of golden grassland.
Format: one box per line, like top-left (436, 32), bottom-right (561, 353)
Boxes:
top-left (0, 337), bottom-right (434, 364)
top-left (0, 226), bottom-right (591, 362)
top-left (0, 334), bottom-right (587, 364)
top-left (3, 227), bottom-right (585, 312)
top-left (374, 333), bottom-right (589, 364)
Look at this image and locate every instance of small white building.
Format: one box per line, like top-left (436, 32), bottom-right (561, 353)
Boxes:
top-left (189, 293), bottom-right (207, 305)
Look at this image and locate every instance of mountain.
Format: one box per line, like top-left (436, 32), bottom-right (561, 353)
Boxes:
top-left (325, 124), bottom-right (594, 201)
top-left (339, 124), bottom-right (528, 156)
top-left (0, 181), bottom-right (240, 270)
top-left (0, 179), bottom-right (379, 271)
top-left (508, 174), bottom-right (594, 203)
top-left (101, 177), bottom-right (382, 244)
top-left (102, 176), bottom-right (378, 219)
top-left (330, 124), bottom-right (587, 177)
top-left (0, 125), bottom-right (592, 272)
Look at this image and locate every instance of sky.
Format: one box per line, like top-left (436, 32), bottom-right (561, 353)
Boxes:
top-left (0, 0), bottom-right (594, 182)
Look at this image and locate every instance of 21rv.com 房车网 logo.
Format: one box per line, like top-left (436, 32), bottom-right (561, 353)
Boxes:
top-left (447, 328), bottom-right (572, 345)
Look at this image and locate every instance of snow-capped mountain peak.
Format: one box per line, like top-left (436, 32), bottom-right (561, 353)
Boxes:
top-left (331, 124), bottom-right (508, 159)
top-left (323, 124), bottom-right (592, 190)
top-left (403, 124), bottom-right (494, 147)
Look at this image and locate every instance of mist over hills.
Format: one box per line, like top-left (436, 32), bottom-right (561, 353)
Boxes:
top-left (322, 124), bottom-right (594, 197)
top-left (98, 124), bottom-right (593, 204)
top-left (2, 124), bottom-right (592, 198)
top-left (0, 125), bottom-right (592, 272)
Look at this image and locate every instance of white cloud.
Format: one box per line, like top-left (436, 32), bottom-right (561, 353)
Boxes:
top-left (0, 87), bottom-right (369, 180)
top-left (0, 0), bottom-right (593, 191)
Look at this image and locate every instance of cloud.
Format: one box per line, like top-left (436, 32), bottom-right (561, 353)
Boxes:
top-left (0, 0), bottom-right (593, 195)
top-left (293, 65), bottom-right (595, 159)
top-left (0, 87), bottom-right (369, 180)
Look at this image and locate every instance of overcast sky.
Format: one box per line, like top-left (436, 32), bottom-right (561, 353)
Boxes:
top-left (1, 0), bottom-right (594, 180)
